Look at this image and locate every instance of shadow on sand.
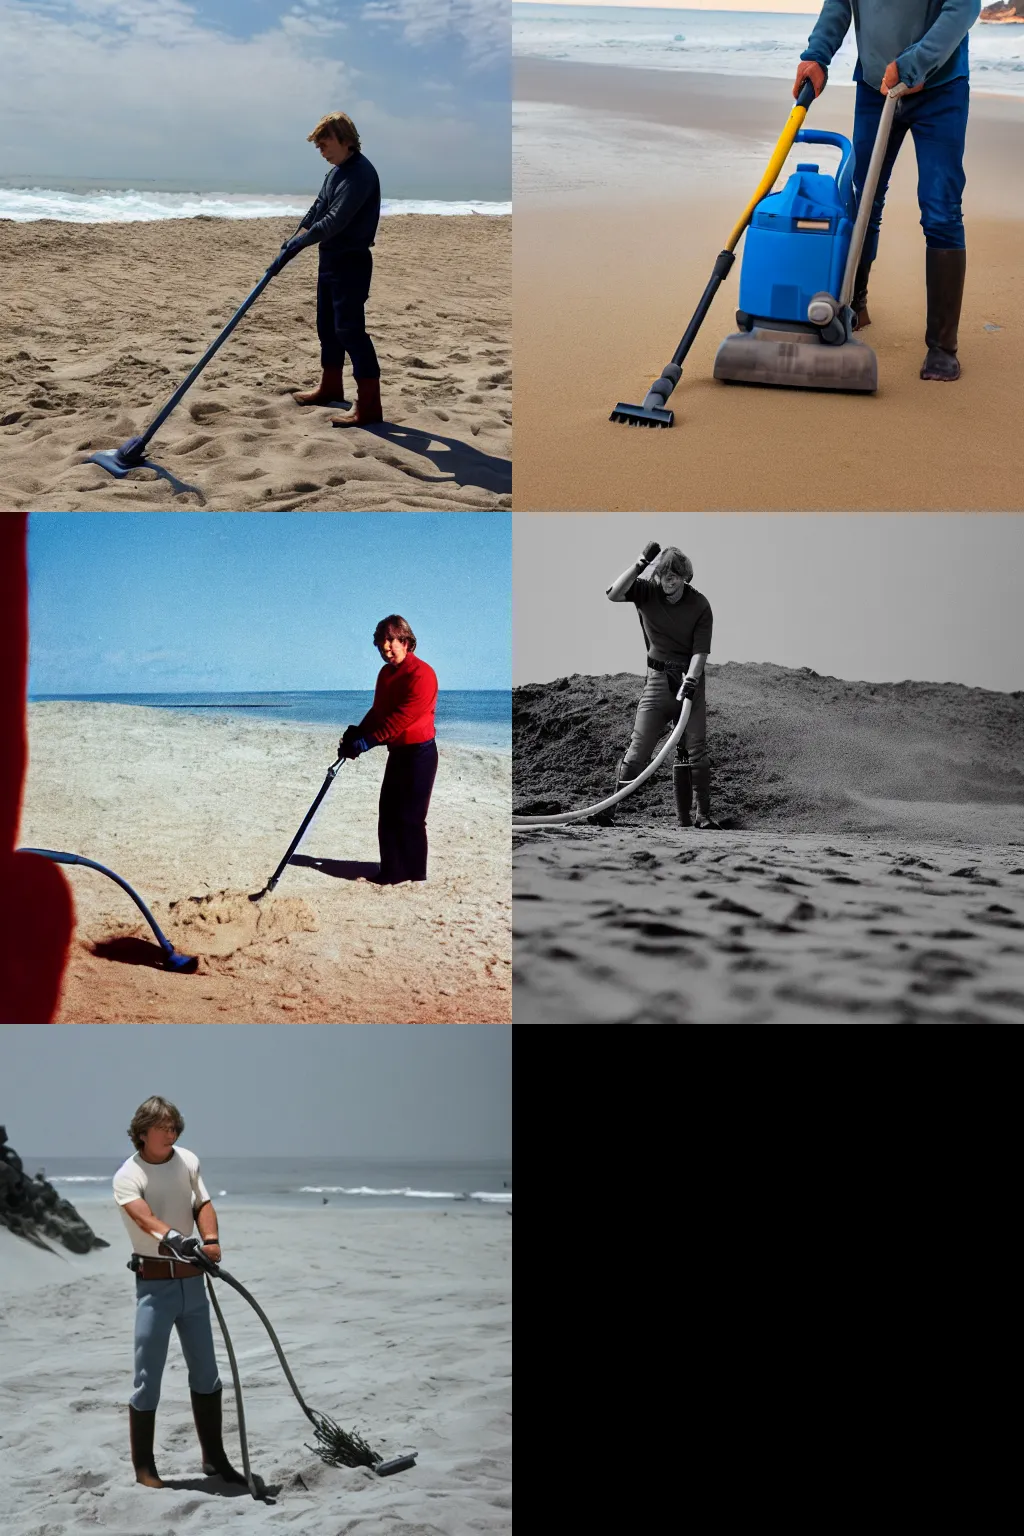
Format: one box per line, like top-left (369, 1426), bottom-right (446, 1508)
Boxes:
top-left (290, 855), bottom-right (382, 883)
top-left (91, 936), bottom-right (168, 968)
top-left (357, 422), bottom-right (511, 496)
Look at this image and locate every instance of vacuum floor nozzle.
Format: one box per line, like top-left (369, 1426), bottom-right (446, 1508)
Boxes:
top-left (609, 403), bottom-right (674, 428)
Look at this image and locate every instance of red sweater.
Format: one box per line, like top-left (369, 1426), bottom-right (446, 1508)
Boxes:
top-left (360, 652), bottom-right (438, 747)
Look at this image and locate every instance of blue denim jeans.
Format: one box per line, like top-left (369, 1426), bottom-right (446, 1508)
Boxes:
top-left (621, 669), bottom-right (708, 778)
top-left (131, 1276), bottom-right (221, 1411)
top-left (853, 76), bottom-right (969, 260)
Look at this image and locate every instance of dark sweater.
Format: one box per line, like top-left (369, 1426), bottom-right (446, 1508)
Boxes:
top-left (801, 1), bottom-right (981, 92)
top-left (301, 151), bottom-right (381, 255)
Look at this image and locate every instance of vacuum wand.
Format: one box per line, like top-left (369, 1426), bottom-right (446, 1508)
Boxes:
top-left (87, 260), bottom-right (283, 481)
top-left (611, 77), bottom-right (816, 427)
top-left (250, 755), bottom-right (345, 901)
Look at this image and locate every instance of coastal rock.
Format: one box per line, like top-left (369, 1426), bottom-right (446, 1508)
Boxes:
top-left (0, 1125), bottom-right (109, 1254)
top-left (980, 3), bottom-right (1024, 19)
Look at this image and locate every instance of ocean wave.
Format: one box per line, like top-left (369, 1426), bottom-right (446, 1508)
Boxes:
top-left (47, 1175), bottom-right (110, 1183)
top-left (0, 189), bottom-right (512, 224)
top-left (299, 1185), bottom-right (509, 1202)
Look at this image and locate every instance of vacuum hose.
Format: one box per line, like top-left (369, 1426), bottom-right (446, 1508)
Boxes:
top-left (512, 693), bottom-right (692, 829)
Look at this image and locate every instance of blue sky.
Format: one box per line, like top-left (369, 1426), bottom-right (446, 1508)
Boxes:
top-left (28, 513), bottom-right (511, 693)
top-left (0, 1), bottom-right (509, 198)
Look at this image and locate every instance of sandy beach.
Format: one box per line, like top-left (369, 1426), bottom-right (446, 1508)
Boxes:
top-left (19, 704), bottom-right (511, 1024)
top-left (513, 665), bottom-right (1024, 1023)
top-left (0, 1202), bottom-right (511, 1536)
top-left (0, 215), bottom-right (510, 512)
top-left (514, 61), bottom-right (1024, 511)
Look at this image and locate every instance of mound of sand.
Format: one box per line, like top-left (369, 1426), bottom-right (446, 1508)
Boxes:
top-left (514, 663), bottom-right (1024, 834)
top-left (116, 890), bottom-right (320, 961)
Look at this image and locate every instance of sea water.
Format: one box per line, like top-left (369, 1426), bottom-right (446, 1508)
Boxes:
top-left (23, 1156), bottom-right (512, 1212)
top-left (29, 691), bottom-right (513, 753)
top-left (0, 187), bottom-right (512, 223)
top-left (514, 5), bottom-right (1024, 95)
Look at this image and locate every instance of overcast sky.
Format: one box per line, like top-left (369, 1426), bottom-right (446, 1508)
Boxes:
top-left (0, 1), bottom-right (509, 199)
top-left (29, 513), bottom-right (511, 693)
top-left (0, 1025), bottom-right (511, 1160)
top-left (515, 2), bottom-right (820, 11)
top-left (513, 513), bottom-right (1024, 693)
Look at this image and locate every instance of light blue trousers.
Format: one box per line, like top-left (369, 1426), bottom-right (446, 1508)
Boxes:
top-left (131, 1276), bottom-right (221, 1411)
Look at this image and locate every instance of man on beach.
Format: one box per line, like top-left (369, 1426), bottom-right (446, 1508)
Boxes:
top-left (602, 541), bottom-right (720, 830)
top-left (113, 1096), bottom-right (244, 1490)
top-left (794, 1), bottom-right (982, 381)
top-left (275, 111), bottom-right (384, 427)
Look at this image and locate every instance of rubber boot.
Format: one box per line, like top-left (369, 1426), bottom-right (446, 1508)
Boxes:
top-left (331, 377), bottom-right (383, 428)
top-left (588, 763), bottom-right (631, 827)
top-left (672, 764), bottom-right (692, 828)
top-left (692, 764), bottom-right (722, 830)
top-left (129, 1405), bottom-right (164, 1489)
top-left (920, 248), bottom-right (966, 381)
top-left (851, 256), bottom-right (873, 331)
top-left (191, 1388), bottom-right (248, 1486)
top-left (293, 366), bottom-right (349, 407)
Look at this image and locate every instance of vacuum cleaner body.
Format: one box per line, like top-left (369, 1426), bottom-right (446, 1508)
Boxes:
top-left (714, 128), bottom-right (878, 393)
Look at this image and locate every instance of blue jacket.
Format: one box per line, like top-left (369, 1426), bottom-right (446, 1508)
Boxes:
top-left (801, 1), bottom-right (981, 93)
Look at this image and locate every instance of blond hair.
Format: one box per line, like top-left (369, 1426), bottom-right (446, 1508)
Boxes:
top-left (128, 1096), bottom-right (184, 1152)
top-left (307, 112), bottom-right (360, 152)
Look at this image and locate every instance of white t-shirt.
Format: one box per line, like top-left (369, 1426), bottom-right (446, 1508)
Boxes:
top-left (112, 1146), bottom-right (211, 1258)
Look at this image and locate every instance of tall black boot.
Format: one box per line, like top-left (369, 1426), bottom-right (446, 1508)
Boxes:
top-left (692, 764), bottom-right (722, 830)
top-left (588, 762), bottom-right (632, 827)
top-left (672, 764), bottom-right (692, 828)
top-left (851, 255), bottom-right (873, 331)
top-left (191, 1387), bottom-right (248, 1485)
top-left (921, 247), bottom-right (966, 381)
top-left (129, 1405), bottom-right (163, 1489)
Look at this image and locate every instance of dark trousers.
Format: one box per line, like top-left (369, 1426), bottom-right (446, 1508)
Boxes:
top-left (316, 250), bottom-right (380, 379)
top-left (622, 669), bottom-right (708, 778)
top-left (378, 740), bottom-right (438, 885)
top-left (853, 76), bottom-right (969, 261)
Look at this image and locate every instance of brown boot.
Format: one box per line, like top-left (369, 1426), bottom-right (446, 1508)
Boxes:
top-left (851, 256), bottom-right (873, 331)
top-left (191, 1388), bottom-right (248, 1486)
top-left (672, 764), bottom-right (692, 828)
top-left (920, 248), bottom-right (966, 381)
top-left (129, 1405), bottom-right (164, 1489)
top-left (331, 377), bottom-right (383, 428)
top-left (293, 366), bottom-right (349, 407)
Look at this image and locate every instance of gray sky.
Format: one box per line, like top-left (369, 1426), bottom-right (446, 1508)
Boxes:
top-left (514, 513), bottom-right (1024, 693)
top-left (0, 1025), bottom-right (511, 1160)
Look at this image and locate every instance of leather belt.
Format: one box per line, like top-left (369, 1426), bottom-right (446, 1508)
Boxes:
top-left (647, 657), bottom-right (685, 675)
top-left (132, 1255), bottom-right (204, 1280)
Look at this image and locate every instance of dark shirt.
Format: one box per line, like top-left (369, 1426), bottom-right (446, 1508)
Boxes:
top-left (302, 151), bottom-right (381, 256)
top-left (627, 579), bottom-right (713, 669)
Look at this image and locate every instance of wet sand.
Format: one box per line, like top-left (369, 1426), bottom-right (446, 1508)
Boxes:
top-left (514, 61), bottom-right (1024, 511)
top-left (19, 703), bottom-right (511, 1023)
top-left (0, 215), bottom-right (510, 512)
top-left (0, 1203), bottom-right (511, 1534)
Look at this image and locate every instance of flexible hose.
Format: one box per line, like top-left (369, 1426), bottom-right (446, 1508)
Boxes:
top-left (205, 1276), bottom-right (266, 1501)
top-left (512, 695), bottom-right (692, 829)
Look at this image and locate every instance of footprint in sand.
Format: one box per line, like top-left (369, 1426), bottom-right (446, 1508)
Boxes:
top-left (188, 400), bottom-right (229, 424)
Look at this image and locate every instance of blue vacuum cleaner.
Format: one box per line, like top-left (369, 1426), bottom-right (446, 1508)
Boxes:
top-left (612, 81), bottom-right (906, 425)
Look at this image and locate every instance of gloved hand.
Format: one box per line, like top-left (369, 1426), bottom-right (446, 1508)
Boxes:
top-left (881, 61), bottom-right (922, 96)
top-left (267, 236), bottom-right (308, 277)
top-left (639, 541), bottom-right (661, 567)
top-left (793, 60), bottom-right (826, 99)
top-left (159, 1230), bottom-right (202, 1260)
top-left (680, 676), bottom-right (698, 701)
top-left (339, 725), bottom-right (360, 753)
top-left (340, 736), bottom-right (370, 760)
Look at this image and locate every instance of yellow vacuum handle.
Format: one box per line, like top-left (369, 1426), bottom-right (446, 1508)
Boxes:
top-left (725, 98), bottom-right (811, 253)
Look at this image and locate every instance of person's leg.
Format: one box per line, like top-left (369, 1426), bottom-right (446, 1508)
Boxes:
top-left (850, 81), bottom-right (910, 327)
top-left (293, 269), bottom-right (349, 405)
top-left (176, 1279), bottom-right (245, 1484)
top-left (129, 1280), bottom-right (177, 1487)
top-left (909, 77), bottom-right (969, 380)
top-left (387, 741), bottom-right (438, 883)
top-left (621, 671), bottom-right (678, 781)
top-left (679, 685), bottom-right (719, 829)
top-left (330, 253), bottom-right (383, 426)
top-left (378, 749), bottom-right (405, 885)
